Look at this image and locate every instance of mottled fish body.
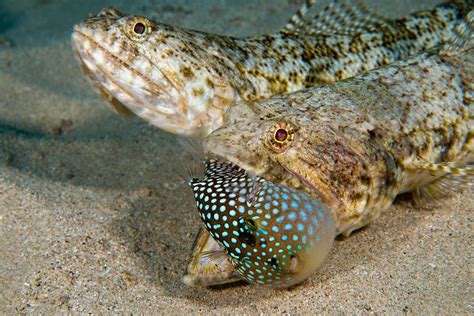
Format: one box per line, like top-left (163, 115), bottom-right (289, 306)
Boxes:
top-left (186, 20), bottom-right (473, 286)
top-left (72, 1), bottom-right (472, 136)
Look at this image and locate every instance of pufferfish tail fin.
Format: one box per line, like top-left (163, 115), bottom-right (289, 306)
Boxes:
top-left (174, 137), bottom-right (220, 184)
top-left (407, 161), bottom-right (474, 207)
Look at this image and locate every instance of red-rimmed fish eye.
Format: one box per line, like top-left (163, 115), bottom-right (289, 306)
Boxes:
top-left (274, 128), bottom-right (288, 142)
top-left (266, 122), bottom-right (296, 152)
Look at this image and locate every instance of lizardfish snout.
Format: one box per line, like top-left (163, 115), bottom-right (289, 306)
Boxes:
top-left (71, 11), bottom-right (206, 135)
top-left (71, 8), bottom-right (237, 136)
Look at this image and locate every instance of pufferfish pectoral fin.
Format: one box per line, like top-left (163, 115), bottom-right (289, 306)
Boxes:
top-left (406, 161), bottom-right (474, 206)
top-left (183, 228), bottom-right (243, 287)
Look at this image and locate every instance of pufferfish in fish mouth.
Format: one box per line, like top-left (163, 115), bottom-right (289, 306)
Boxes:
top-left (187, 159), bottom-right (336, 287)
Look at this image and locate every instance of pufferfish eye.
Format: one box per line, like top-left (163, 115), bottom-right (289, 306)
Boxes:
top-left (266, 122), bottom-right (295, 152)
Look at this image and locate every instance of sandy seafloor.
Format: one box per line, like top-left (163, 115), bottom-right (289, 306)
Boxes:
top-left (0, 0), bottom-right (472, 313)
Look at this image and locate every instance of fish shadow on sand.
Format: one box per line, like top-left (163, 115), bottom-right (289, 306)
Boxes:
top-left (109, 185), bottom-right (200, 293)
top-left (0, 120), bottom-right (176, 189)
top-left (0, 121), bottom-right (438, 304)
top-left (107, 159), bottom-right (434, 305)
top-left (0, 120), bottom-right (232, 298)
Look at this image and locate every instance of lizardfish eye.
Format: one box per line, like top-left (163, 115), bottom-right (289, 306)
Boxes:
top-left (133, 22), bottom-right (146, 35)
top-left (267, 122), bottom-right (295, 152)
top-left (124, 17), bottom-right (151, 40)
top-left (274, 128), bottom-right (288, 142)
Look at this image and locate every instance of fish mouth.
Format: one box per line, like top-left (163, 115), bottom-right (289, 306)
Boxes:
top-left (72, 37), bottom-right (134, 117)
top-left (279, 161), bottom-right (337, 209)
top-left (204, 138), bottom-right (336, 208)
top-left (71, 26), bottom-right (198, 134)
top-left (204, 151), bottom-right (308, 199)
top-left (202, 138), bottom-right (270, 178)
top-left (183, 228), bottom-right (242, 287)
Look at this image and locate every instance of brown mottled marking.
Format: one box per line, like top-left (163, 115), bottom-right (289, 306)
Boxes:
top-left (180, 66), bottom-right (195, 79)
top-left (192, 87), bottom-right (205, 97)
top-left (205, 78), bottom-right (214, 89)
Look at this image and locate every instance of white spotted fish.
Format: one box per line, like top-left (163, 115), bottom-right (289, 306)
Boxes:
top-left (185, 17), bottom-right (474, 286)
top-left (186, 160), bottom-right (335, 287)
top-left (71, 1), bottom-right (472, 136)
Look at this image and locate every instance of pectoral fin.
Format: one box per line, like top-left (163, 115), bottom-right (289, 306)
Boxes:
top-left (405, 161), bottom-right (473, 206)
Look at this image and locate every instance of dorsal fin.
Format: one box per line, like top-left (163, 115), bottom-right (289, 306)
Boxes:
top-left (282, 0), bottom-right (317, 34)
top-left (307, 0), bottom-right (393, 35)
top-left (441, 10), bottom-right (474, 54)
top-left (281, 0), bottom-right (394, 36)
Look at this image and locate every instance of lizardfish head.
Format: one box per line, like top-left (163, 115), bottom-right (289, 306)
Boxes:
top-left (203, 90), bottom-right (388, 237)
top-left (203, 96), bottom-right (345, 214)
top-left (202, 99), bottom-right (301, 188)
top-left (71, 7), bottom-right (237, 136)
